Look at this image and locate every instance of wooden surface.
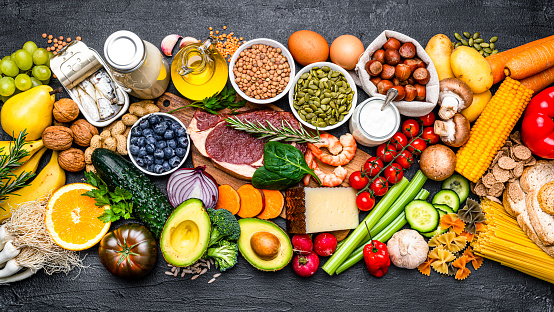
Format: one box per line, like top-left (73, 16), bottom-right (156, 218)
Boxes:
top-left (1, 0), bottom-right (554, 311)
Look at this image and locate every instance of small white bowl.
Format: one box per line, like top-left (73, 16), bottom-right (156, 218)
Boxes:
top-left (229, 38), bottom-right (296, 104)
top-left (288, 62), bottom-right (357, 131)
top-left (127, 113), bottom-right (190, 176)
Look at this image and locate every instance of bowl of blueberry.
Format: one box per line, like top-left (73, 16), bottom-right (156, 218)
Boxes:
top-left (127, 113), bottom-right (190, 176)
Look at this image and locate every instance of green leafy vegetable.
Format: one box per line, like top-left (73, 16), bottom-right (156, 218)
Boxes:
top-left (0, 130), bottom-right (35, 207)
top-left (251, 167), bottom-right (299, 190)
top-left (168, 87), bottom-right (246, 115)
top-left (83, 171), bottom-right (134, 223)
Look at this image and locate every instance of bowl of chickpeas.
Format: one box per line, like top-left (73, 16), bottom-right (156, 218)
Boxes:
top-left (229, 38), bottom-right (296, 104)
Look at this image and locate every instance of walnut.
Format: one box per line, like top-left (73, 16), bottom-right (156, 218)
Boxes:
top-left (58, 148), bottom-right (85, 172)
top-left (52, 120), bottom-right (69, 127)
top-left (90, 135), bottom-right (103, 149)
top-left (122, 113), bottom-right (138, 126)
top-left (114, 134), bottom-right (127, 155)
top-left (53, 98), bottom-right (79, 123)
top-left (70, 119), bottom-right (99, 147)
top-left (43, 126), bottom-right (73, 150)
top-left (100, 129), bottom-right (111, 140)
top-left (84, 147), bottom-right (94, 164)
top-left (110, 121), bottom-right (126, 136)
top-left (103, 137), bottom-right (117, 151)
top-left (85, 164), bottom-right (96, 173)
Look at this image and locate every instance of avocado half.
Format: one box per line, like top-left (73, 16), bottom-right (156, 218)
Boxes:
top-left (237, 218), bottom-right (292, 271)
top-left (160, 198), bottom-right (211, 267)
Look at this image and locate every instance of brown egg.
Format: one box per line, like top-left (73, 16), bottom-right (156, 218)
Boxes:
top-left (288, 30), bottom-right (329, 66)
top-left (330, 35), bottom-right (365, 70)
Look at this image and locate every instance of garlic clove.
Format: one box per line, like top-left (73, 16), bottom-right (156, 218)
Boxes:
top-left (161, 34), bottom-right (182, 56)
top-left (179, 37), bottom-right (199, 50)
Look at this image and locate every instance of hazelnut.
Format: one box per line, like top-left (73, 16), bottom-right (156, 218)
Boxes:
top-left (415, 84), bottom-right (426, 101)
top-left (70, 119), bottom-right (99, 147)
top-left (391, 85), bottom-right (406, 101)
top-left (384, 49), bottom-right (401, 66)
top-left (393, 77), bottom-right (407, 86)
top-left (395, 64), bottom-right (412, 81)
top-left (383, 38), bottom-right (401, 50)
top-left (380, 64), bottom-right (396, 80)
top-left (413, 57), bottom-right (426, 69)
top-left (405, 85), bottom-right (417, 101)
top-left (413, 68), bottom-right (430, 85)
top-left (53, 98), bottom-right (79, 123)
top-left (121, 113), bottom-right (139, 126)
top-left (365, 60), bottom-right (383, 76)
top-left (370, 76), bottom-right (382, 86)
top-left (377, 80), bottom-right (394, 95)
top-left (373, 49), bottom-right (386, 64)
top-left (399, 42), bottom-right (416, 59)
top-left (43, 126), bottom-right (73, 150)
top-left (403, 59), bottom-right (419, 72)
top-left (58, 148), bottom-right (85, 172)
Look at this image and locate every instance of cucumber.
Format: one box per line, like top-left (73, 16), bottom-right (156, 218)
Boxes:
top-left (432, 190), bottom-right (460, 212)
top-left (91, 148), bottom-right (174, 238)
top-left (421, 210), bottom-right (447, 238)
top-left (405, 200), bottom-right (439, 233)
top-left (433, 204), bottom-right (454, 214)
top-left (442, 174), bottom-right (470, 202)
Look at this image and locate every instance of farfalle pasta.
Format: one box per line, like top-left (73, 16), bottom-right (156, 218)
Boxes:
top-left (440, 213), bottom-right (465, 235)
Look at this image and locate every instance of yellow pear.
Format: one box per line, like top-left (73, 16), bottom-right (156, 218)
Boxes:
top-left (0, 139), bottom-right (44, 163)
top-left (1, 85), bottom-right (55, 140)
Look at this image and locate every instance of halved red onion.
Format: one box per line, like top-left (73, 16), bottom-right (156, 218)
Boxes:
top-left (167, 166), bottom-right (219, 208)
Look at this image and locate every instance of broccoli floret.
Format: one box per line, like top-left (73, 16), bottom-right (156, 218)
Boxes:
top-left (206, 240), bottom-right (238, 272)
top-left (206, 208), bottom-right (241, 246)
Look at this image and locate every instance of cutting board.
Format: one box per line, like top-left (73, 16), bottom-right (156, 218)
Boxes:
top-left (156, 92), bottom-right (371, 189)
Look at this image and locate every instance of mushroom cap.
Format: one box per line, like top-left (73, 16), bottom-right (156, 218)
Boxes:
top-left (419, 144), bottom-right (456, 181)
top-left (438, 78), bottom-right (474, 108)
top-left (435, 114), bottom-right (471, 147)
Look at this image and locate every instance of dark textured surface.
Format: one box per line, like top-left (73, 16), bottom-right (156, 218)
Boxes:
top-left (1, 0), bottom-right (554, 311)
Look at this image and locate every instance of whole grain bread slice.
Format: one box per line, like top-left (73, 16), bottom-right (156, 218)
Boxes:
top-left (527, 190), bottom-right (554, 245)
top-left (516, 209), bottom-right (554, 257)
top-left (520, 160), bottom-right (554, 193)
top-left (503, 180), bottom-right (526, 217)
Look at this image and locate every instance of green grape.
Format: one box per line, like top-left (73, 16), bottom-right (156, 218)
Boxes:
top-left (40, 78), bottom-right (50, 85)
top-left (32, 65), bottom-right (51, 81)
top-left (13, 49), bottom-right (33, 71)
top-left (0, 59), bottom-right (19, 77)
top-left (46, 51), bottom-right (53, 68)
top-left (0, 77), bottom-right (16, 96)
top-left (1, 56), bottom-right (10, 62)
top-left (15, 74), bottom-right (32, 91)
top-left (0, 95), bottom-right (9, 103)
top-left (30, 77), bottom-right (41, 88)
top-left (32, 48), bottom-right (49, 65)
top-left (22, 41), bottom-right (38, 56)
top-left (10, 52), bottom-right (16, 60)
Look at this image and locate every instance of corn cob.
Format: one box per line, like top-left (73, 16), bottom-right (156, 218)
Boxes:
top-left (455, 78), bottom-right (533, 182)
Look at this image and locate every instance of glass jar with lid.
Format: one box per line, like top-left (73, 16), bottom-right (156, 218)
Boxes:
top-left (104, 30), bottom-right (170, 99)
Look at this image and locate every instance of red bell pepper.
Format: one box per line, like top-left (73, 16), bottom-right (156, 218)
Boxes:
top-left (363, 240), bottom-right (390, 277)
top-left (522, 87), bottom-right (554, 159)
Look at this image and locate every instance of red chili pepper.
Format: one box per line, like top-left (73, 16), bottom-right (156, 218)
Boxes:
top-left (522, 87), bottom-right (554, 159)
top-left (362, 222), bottom-right (390, 277)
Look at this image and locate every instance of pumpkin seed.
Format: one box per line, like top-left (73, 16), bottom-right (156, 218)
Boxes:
top-left (479, 50), bottom-right (484, 56)
top-left (338, 106), bottom-right (346, 113)
top-left (300, 109), bottom-right (307, 115)
top-left (300, 73), bottom-right (309, 79)
top-left (491, 49), bottom-right (498, 55)
top-left (315, 89), bottom-right (321, 97)
top-left (454, 42), bottom-right (461, 48)
top-left (299, 114), bottom-right (307, 122)
top-left (330, 71), bottom-right (340, 78)
top-left (490, 36), bottom-right (498, 43)
top-left (461, 39), bottom-right (468, 46)
top-left (309, 104), bottom-right (317, 111)
top-left (469, 38), bottom-right (474, 46)
top-left (490, 43), bottom-right (495, 50)
top-left (304, 107), bottom-right (313, 113)
top-left (483, 47), bottom-right (492, 53)
top-left (474, 38), bottom-right (484, 43)
top-left (480, 42), bottom-right (490, 48)
top-left (294, 104), bottom-right (301, 110)
top-left (483, 52), bottom-right (490, 57)
top-left (454, 33), bottom-right (463, 40)
top-left (473, 32), bottom-right (480, 39)
top-left (305, 113), bottom-right (314, 119)
top-left (463, 32), bottom-right (471, 38)
top-left (321, 98), bottom-right (331, 105)
top-left (322, 66), bottom-right (331, 72)
top-left (338, 115), bottom-right (345, 122)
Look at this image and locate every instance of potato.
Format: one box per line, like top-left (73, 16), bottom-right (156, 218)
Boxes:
top-left (425, 34), bottom-right (455, 81)
top-left (451, 46), bottom-right (493, 94)
top-left (461, 90), bottom-right (492, 122)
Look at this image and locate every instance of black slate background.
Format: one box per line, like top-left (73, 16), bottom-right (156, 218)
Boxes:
top-left (1, 0), bottom-right (554, 311)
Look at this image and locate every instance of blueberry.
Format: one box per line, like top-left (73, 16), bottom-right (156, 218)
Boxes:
top-left (129, 144), bottom-right (140, 155)
top-left (170, 122), bottom-right (181, 131)
top-left (163, 147), bottom-right (175, 159)
top-left (175, 127), bottom-right (187, 137)
top-left (153, 122), bottom-right (168, 135)
top-left (146, 164), bottom-right (154, 172)
top-left (175, 147), bottom-right (186, 157)
top-left (167, 139), bottom-right (177, 149)
top-left (144, 154), bottom-right (154, 165)
top-left (135, 157), bottom-right (145, 167)
top-left (148, 114), bottom-right (160, 125)
top-left (155, 158), bottom-right (164, 165)
top-left (169, 156), bottom-right (181, 168)
top-left (137, 136), bottom-right (146, 147)
top-left (146, 135), bottom-right (156, 145)
top-left (164, 130), bottom-right (174, 140)
top-left (162, 161), bottom-right (171, 172)
top-left (131, 127), bottom-right (142, 137)
top-left (145, 144), bottom-right (155, 154)
top-left (138, 146), bottom-right (148, 157)
top-left (153, 134), bottom-right (163, 141)
top-left (139, 119), bottom-right (150, 129)
top-left (142, 128), bottom-right (153, 137)
top-left (130, 136), bottom-right (138, 145)
top-left (178, 136), bottom-right (189, 148)
top-left (154, 164), bottom-right (164, 174)
top-left (156, 141), bottom-right (167, 149)
top-left (154, 148), bottom-right (164, 158)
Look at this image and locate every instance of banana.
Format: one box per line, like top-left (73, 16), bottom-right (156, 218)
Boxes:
top-left (3, 147), bottom-right (47, 184)
top-left (0, 151), bottom-right (66, 221)
top-left (0, 140), bottom-right (44, 163)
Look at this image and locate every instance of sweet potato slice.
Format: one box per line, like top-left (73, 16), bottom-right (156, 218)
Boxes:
top-left (237, 184), bottom-right (264, 218)
top-left (257, 190), bottom-right (285, 219)
top-left (215, 184), bottom-right (241, 215)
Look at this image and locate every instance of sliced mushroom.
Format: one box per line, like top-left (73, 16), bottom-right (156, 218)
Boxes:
top-left (438, 78), bottom-right (473, 120)
top-left (434, 113), bottom-right (471, 147)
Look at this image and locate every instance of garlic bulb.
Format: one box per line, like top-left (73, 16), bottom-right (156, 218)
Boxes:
top-left (387, 229), bottom-right (428, 269)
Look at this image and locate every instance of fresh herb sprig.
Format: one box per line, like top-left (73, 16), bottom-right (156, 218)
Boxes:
top-left (169, 87), bottom-right (246, 115)
top-left (0, 130), bottom-right (35, 206)
top-left (226, 117), bottom-right (321, 144)
top-left (83, 171), bottom-right (134, 223)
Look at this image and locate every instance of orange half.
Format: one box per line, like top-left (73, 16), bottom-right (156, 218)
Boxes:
top-left (45, 183), bottom-right (111, 251)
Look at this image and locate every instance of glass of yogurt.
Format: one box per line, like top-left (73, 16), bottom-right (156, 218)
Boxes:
top-left (349, 97), bottom-right (400, 147)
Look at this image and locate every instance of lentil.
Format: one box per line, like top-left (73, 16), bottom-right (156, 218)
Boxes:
top-left (209, 26), bottom-right (245, 61)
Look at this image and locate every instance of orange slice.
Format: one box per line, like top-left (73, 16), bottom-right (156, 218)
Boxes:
top-left (45, 183), bottom-right (110, 251)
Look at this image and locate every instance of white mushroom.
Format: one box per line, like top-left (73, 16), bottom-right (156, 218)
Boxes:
top-left (434, 113), bottom-right (471, 147)
top-left (387, 229), bottom-right (429, 269)
top-left (438, 78), bottom-right (473, 120)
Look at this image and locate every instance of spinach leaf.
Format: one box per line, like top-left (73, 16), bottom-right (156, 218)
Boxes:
top-left (251, 166), bottom-right (298, 190)
top-left (263, 142), bottom-right (320, 184)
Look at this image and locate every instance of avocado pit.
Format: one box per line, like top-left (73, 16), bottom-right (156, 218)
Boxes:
top-left (250, 231), bottom-right (281, 260)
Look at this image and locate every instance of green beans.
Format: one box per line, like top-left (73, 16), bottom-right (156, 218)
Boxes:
top-left (452, 31), bottom-right (499, 57)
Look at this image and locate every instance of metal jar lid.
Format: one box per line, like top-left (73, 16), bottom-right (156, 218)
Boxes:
top-left (104, 30), bottom-right (145, 73)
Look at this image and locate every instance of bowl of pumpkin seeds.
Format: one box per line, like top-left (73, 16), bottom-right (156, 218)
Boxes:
top-left (289, 62), bottom-right (357, 131)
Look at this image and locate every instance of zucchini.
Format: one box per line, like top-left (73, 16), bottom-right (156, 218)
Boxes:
top-left (442, 174), bottom-right (470, 202)
top-left (432, 190), bottom-right (460, 212)
top-left (91, 148), bottom-right (174, 237)
top-left (421, 210), bottom-right (447, 238)
top-left (405, 200), bottom-right (439, 233)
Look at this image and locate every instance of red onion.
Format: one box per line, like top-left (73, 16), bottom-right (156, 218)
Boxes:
top-left (167, 166), bottom-right (219, 208)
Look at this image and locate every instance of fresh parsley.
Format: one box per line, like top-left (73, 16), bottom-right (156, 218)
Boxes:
top-left (83, 171), bottom-right (134, 223)
top-left (168, 86), bottom-right (246, 115)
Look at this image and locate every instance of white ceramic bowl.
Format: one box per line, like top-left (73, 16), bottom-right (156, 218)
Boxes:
top-left (229, 38), bottom-right (296, 104)
top-left (127, 113), bottom-right (190, 176)
top-left (288, 62), bottom-right (357, 131)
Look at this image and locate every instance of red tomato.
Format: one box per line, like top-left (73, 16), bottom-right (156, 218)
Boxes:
top-left (408, 138), bottom-right (428, 155)
top-left (384, 163), bottom-right (404, 184)
top-left (356, 192), bottom-right (375, 211)
top-left (390, 132), bottom-right (408, 150)
top-left (349, 170), bottom-right (369, 190)
top-left (370, 177), bottom-right (389, 196)
top-left (364, 157), bottom-right (384, 177)
top-left (402, 119), bottom-right (420, 139)
top-left (418, 111), bottom-right (436, 127)
top-left (376, 144), bottom-right (397, 163)
top-left (395, 150), bottom-right (414, 169)
top-left (421, 126), bottom-right (439, 144)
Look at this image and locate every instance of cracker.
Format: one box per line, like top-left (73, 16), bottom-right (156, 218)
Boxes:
top-left (474, 182), bottom-right (488, 197)
top-left (492, 164), bottom-right (510, 183)
top-left (501, 147), bottom-right (510, 157)
top-left (498, 156), bottom-right (517, 170)
top-left (512, 145), bottom-right (532, 161)
top-left (488, 182), bottom-right (505, 197)
top-left (512, 162), bottom-right (524, 178)
top-left (486, 195), bottom-right (503, 205)
top-left (482, 172), bottom-right (497, 188)
top-left (491, 152), bottom-right (503, 167)
top-left (510, 131), bottom-right (522, 144)
top-left (524, 156), bottom-right (537, 167)
top-left (503, 141), bottom-right (513, 148)
top-left (507, 183), bottom-right (525, 203)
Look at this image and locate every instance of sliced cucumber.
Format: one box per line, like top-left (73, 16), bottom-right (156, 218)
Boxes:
top-left (432, 190), bottom-right (461, 212)
top-left (442, 174), bottom-right (470, 202)
top-left (405, 200), bottom-right (439, 233)
top-left (421, 210), bottom-right (447, 238)
top-left (433, 204), bottom-right (454, 214)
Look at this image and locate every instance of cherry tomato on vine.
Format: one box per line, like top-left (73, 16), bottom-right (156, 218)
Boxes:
top-left (370, 176), bottom-right (389, 196)
top-left (407, 138), bottom-right (427, 155)
top-left (356, 192), bottom-right (375, 211)
top-left (390, 132), bottom-right (408, 150)
top-left (384, 163), bottom-right (404, 184)
top-left (364, 157), bottom-right (384, 177)
top-left (421, 126), bottom-right (439, 144)
top-left (394, 150), bottom-right (414, 169)
top-left (349, 170), bottom-right (369, 190)
top-left (377, 144), bottom-right (397, 163)
top-left (402, 119), bottom-right (420, 139)
top-left (418, 111), bottom-right (435, 127)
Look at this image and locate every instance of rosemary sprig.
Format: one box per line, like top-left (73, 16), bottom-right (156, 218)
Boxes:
top-left (0, 130), bottom-right (35, 207)
top-left (168, 87), bottom-right (246, 115)
top-left (226, 116), bottom-right (321, 143)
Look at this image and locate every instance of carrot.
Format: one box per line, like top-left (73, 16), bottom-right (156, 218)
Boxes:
top-left (519, 66), bottom-right (554, 93)
top-left (237, 184), bottom-right (264, 218)
top-left (215, 184), bottom-right (241, 215)
top-left (257, 190), bottom-right (284, 219)
top-left (504, 39), bottom-right (554, 79)
top-left (486, 35), bottom-right (554, 84)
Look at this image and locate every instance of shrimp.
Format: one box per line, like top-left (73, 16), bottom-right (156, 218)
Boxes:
top-left (303, 151), bottom-right (347, 187)
top-left (308, 133), bottom-right (357, 166)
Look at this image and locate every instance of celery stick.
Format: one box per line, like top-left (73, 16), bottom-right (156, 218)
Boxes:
top-left (322, 178), bottom-right (409, 275)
